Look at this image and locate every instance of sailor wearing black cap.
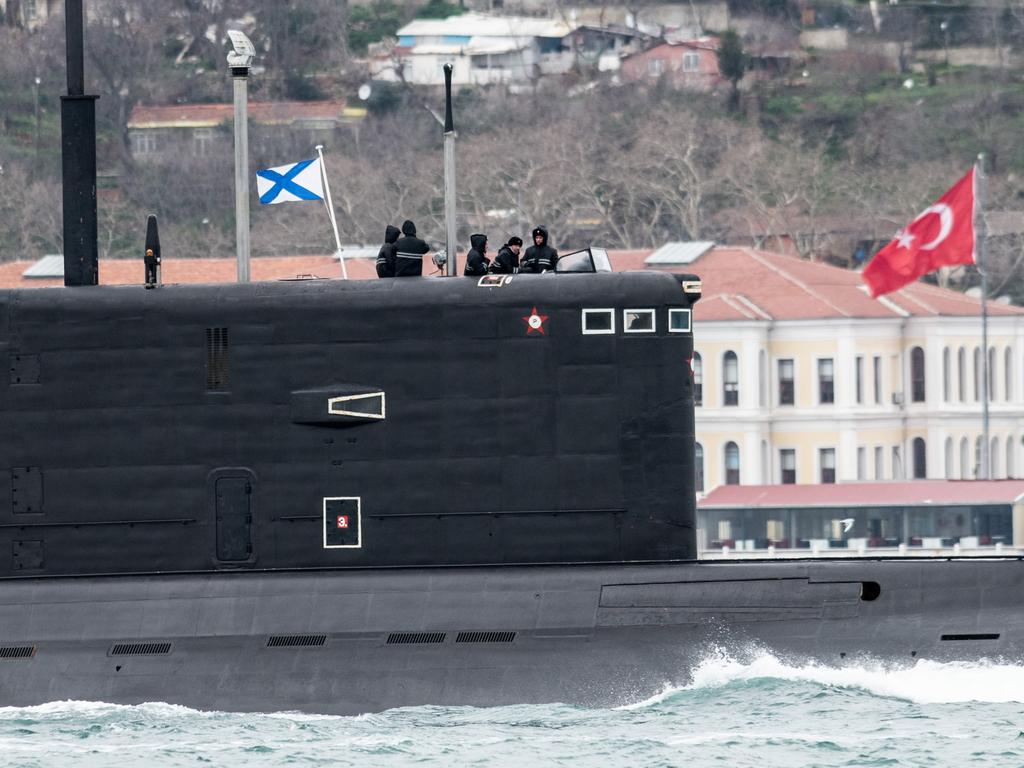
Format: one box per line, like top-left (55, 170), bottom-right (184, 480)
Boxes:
top-left (489, 236), bottom-right (522, 275)
top-left (520, 227), bottom-right (558, 274)
top-left (393, 220), bottom-right (431, 277)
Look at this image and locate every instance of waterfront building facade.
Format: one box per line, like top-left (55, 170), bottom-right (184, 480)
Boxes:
top-left (678, 247), bottom-right (1024, 491)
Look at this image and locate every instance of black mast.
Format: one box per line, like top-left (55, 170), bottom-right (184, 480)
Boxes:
top-left (61, 0), bottom-right (99, 287)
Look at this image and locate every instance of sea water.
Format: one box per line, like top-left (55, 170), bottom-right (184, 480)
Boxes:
top-left (1, 653), bottom-right (1022, 767)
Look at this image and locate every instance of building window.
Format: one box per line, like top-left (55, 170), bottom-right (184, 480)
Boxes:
top-left (911, 346), bottom-right (925, 402)
top-left (819, 448), bottom-right (836, 484)
top-left (892, 445), bottom-right (903, 479)
top-left (989, 347), bottom-right (997, 400)
top-left (780, 448), bottom-right (796, 484)
top-left (581, 308), bottom-right (614, 334)
top-left (974, 347), bottom-right (982, 402)
top-left (1005, 347), bottom-right (1013, 401)
top-left (958, 347), bottom-right (966, 402)
top-left (131, 130), bottom-right (158, 156)
top-left (992, 437), bottom-right (1000, 478)
top-left (758, 350), bottom-right (766, 407)
top-left (912, 437), bottom-right (926, 479)
top-left (778, 359), bottom-right (794, 405)
top-left (960, 437), bottom-right (969, 479)
top-left (723, 351), bottom-right (739, 406)
top-left (1008, 439), bottom-right (1015, 479)
top-left (192, 128), bottom-right (214, 157)
top-left (24, 0), bottom-right (37, 19)
top-left (693, 352), bottom-right (703, 407)
top-left (682, 52), bottom-right (700, 71)
top-left (944, 437), bottom-right (953, 478)
top-left (818, 358), bottom-right (834, 404)
top-left (855, 356), bottom-right (863, 404)
top-left (873, 356), bottom-right (882, 404)
top-left (874, 446), bottom-right (884, 480)
top-left (623, 309), bottom-right (655, 333)
top-left (695, 442), bottom-right (705, 493)
top-left (857, 447), bottom-right (866, 480)
top-left (724, 441), bottom-right (740, 485)
top-left (942, 348), bottom-right (950, 402)
top-left (648, 58), bottom-right (664, 76)
top-left (974, 436), bottom-right (982, 478)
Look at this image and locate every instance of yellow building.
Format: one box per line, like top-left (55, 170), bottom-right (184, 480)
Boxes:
top-left (620, 245), bottom-right (1024, 491)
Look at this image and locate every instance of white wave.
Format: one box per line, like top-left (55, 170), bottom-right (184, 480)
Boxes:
top-left (643, 650), bottom-right (1024, 705)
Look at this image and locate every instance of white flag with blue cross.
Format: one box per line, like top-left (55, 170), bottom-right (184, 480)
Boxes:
top-left (256, 157), bottom-right (325, 205)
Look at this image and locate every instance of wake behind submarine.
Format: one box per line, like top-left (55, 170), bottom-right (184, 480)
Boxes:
top-left (0, 3), bottom-right (1019, 715)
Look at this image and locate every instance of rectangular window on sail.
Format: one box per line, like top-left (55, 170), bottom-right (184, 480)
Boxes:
top-left (668, 309), bottom-right (692, 333)
top-left (582, 309), bottom-right (615, 335)
top-left (623, 309), bottom-right (655, 333)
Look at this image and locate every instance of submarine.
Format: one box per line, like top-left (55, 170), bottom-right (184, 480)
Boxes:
top-left (1, 2), bottom-right (1021, 716)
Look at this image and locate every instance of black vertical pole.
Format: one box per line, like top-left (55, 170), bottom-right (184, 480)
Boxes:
top-left (61, 0), bottom-right (99, 286)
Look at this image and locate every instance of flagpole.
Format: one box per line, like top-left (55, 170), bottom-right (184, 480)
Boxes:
top-left (316, 144), bottom-right (347, 280)
top-left (977, 154), bottom-right (991, 479)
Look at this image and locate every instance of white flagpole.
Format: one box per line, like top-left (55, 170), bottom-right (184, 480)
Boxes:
top-left (977, 154), bottom-right (990, 479)
top-left (315, 144), bottom-right (347, 280)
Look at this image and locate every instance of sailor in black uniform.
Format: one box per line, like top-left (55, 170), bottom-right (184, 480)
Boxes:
top-left (393, 220), bottom-right (431, 277)
top-left (464, 234), bottom-right (490, 276)
top-left (376, 224), bottom-right (400, 278)
top-left (489, 236), bottom-right (522, 274)
top-left (520, 227), bottom-right (558, 273)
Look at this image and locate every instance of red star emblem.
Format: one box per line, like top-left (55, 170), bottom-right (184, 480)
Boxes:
top-left (522, 306), bottom-right (548, 335)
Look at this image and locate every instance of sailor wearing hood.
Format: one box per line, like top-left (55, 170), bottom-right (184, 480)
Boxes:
top-left (489, 236), bottom-right (522, 275)
top-left (375, 224), bottom-right (401, 278)
top-left (393, 220), bottom-right (431, 277)
top-left (520, 227), bottom-right (558, 273)
top-left (464, 234), bottom-right (490, 277)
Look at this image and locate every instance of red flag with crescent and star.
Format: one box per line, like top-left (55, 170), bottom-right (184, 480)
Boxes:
top-left (862, 168), bottom-right (976, 298)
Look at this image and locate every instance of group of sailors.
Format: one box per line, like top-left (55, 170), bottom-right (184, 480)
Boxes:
top-left (375, 221), bottom-right (559, 278)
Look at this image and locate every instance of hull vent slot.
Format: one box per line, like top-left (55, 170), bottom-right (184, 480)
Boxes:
top-left (456, 631), bottom-right (517, 644)
top-left (0, 646), bottom-right (36, 660)
top-left (109, 642), bottom-right (172, 656)
top-left (267, 634), bottom-right (327, 648)
top-left (205, 327), bottom-right (229, 391)
top-left (386, 632), bottom-right (446, 645)
top-left (940, 633), bottom-right (1000, 641)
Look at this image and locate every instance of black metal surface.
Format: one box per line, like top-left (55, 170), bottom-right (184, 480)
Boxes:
top-left (0, 558), bottom-right (1021, 714)
top-left (0, 272), bottom-right (697, 577)
top-left (443, 64), bottom-right (454, 133)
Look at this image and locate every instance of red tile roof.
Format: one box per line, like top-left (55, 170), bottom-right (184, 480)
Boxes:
top-left (700, 480), bottom-right (1024, 508)
top-left (3, 246), bottom-right (1019, 321)
top-left (128, 100), bottom-right (358, 129)
top-left (628, 246), bottom-right (1024, 320)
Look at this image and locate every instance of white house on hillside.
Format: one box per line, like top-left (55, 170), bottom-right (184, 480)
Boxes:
top-left (370, 13), bottom-right (576, 86)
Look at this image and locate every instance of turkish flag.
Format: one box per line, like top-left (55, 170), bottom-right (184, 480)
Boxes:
top-left (862, 168), bottom-right (976, 298)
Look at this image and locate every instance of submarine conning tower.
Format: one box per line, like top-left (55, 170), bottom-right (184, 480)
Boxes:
top-left (0, 270), bottom-right (700, 577)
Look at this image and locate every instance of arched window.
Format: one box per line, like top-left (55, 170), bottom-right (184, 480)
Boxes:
top-left (1006, 347), bottom-right (1014, 402)
top-left (942, 348), bottom-right (950, 402)
top-left (911, 347), bottom-right (925, 402)
top-left (758, 351), bottom-right (767, 407)
top-left (912, 437), bottom-right (927, 479)
top-left (974, 347), bottom-right (982, 402)
top-left (989, 347), bottom-right (997, 401)
top-left (723, 352), bottom-right (739, 406)
top-left (692, 352), bottom-right (703, 407)
top-left (1007, 439), bottom-right (1015, 479)
top-left (960, 437), bottom-right (969, 480)
top-left (695, 442), bottom-right (705, 493)
top-left (944, 437), bottom-right (953, 479)
top-left (974, 436), bottom-right (983, 478)
top-left (958, 347), bottom-right (966, 402)
top-left (991, 437), bottom-right (1000, 478)
top-left (724, 441), bottom-right (740, 485)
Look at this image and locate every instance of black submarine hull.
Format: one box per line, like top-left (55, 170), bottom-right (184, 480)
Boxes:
top-left (0, 556), bottom-right (1018, 715)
